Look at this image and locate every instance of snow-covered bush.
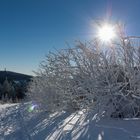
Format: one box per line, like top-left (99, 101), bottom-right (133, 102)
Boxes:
top-left (29, 38), bottom-right (140, 118)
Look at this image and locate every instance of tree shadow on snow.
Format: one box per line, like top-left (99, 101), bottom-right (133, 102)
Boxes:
top-left (1, 105), bottom-right (140, 140)
top-left (30, 110), bottom-right (140, 140)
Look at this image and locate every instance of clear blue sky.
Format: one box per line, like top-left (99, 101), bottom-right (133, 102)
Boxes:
top-left (0, 0), bottom-right (140, 75)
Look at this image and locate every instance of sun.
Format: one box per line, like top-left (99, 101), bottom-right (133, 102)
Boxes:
top-left (97, 24), bottom-right (116, 42)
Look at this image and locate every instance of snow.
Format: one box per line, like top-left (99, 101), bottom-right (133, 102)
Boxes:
top-left (0, 103), bottom-right (17, 110)
top-left (0, 103), bottom-right (140, 140)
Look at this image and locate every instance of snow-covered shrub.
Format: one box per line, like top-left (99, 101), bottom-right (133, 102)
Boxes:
top-left (29, 38), bottom-right (140, 117)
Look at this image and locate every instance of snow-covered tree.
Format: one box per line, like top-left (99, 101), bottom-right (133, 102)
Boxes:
top-left (29, 37), bottom-right (140, 118)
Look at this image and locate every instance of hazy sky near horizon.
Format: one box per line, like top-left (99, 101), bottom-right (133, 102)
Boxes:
top-left (0, 0), bottom-right (140, 75)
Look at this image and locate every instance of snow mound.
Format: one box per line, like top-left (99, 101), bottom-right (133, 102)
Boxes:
top-left (0, 103), bottom-right (140, 140)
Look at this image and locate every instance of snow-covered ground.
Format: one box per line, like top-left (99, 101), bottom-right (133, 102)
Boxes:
top-left (0, 103), bottom-right (140, 140)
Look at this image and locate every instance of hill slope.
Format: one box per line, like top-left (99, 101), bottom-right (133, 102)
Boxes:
top-left (0, 71), bottom-right (32, 83)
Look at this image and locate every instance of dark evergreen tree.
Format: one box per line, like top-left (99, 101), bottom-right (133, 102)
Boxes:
top-left (2, 78), bottom-right (11, 101)
top-left (0, 84), bottom-right (2, 100)
top-left (11, 85), bottom-right (16, 102)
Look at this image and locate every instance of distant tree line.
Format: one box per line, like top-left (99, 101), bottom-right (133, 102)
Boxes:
top-left (0, 78), bottom-right (27, 103)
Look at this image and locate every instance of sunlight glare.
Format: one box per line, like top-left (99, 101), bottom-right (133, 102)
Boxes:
top-left (98, 24), bottom-right (116, 42)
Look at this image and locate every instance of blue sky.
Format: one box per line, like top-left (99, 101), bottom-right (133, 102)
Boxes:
top-left (0, 0), bottom-right (140, 75)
